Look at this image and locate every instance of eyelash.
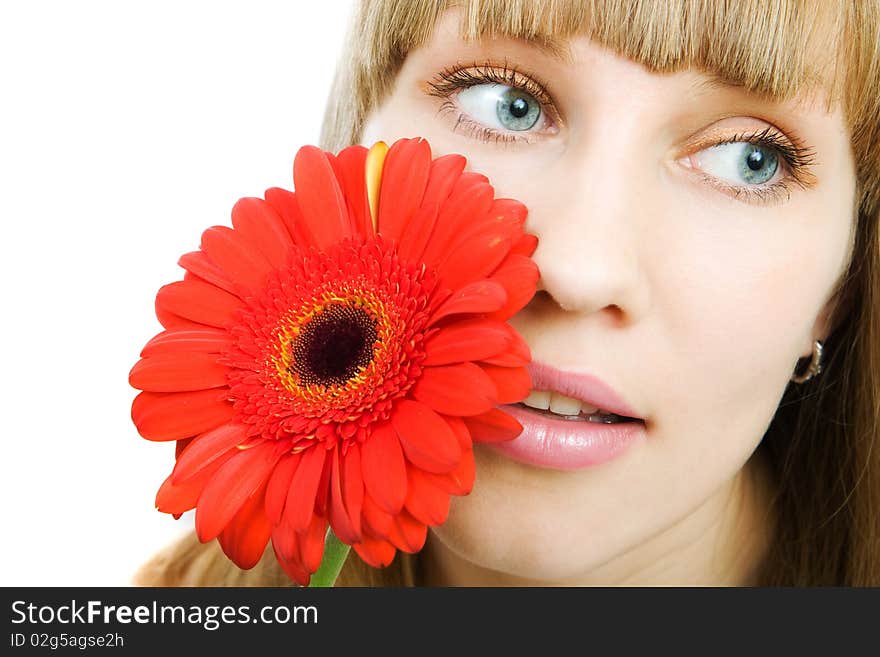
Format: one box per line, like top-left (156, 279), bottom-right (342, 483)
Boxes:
top-left (426, 61), bottom-right (819, 206)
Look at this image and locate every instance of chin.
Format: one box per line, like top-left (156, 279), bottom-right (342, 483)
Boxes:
top-left (424, 443), bottom-right (635, 584)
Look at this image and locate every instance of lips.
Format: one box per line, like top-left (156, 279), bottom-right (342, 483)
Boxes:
top-left (526, 360), bottom-right (642, 420)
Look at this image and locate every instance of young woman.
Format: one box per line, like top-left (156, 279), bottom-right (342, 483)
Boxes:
top-left (136, 0), bottom-right (880, 586)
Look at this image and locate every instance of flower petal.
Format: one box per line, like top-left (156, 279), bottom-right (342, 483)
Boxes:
top-left (360, 423), bottom-right (407, 515)
top-left (283, 443), bottom-right (327, 534)
top-left (328, 445), bottom-right (359, 544)
top-left (478, 364), bottom-right (532, 404)
top-left (480, 324), bottom-right (531, 367)
top-left (230, 197), bottom-right (294, 269)
top-left (129, 352), bottom-right (228, 393)
top-left (293, 145), bottom-right (351, 251)
top-left (265, 452), bottom-right (302, 525)
top-left (264, 187), bottom-right (319, 249)
top-left (140, 328), bottom-right (233, 358)
top-left (361, 490), bottom-right (394, 538)
top-left (352, 534), bottom-right (397, 569)
top-left (131, 390), bottom-right (233, 441)
top-left (329, 144), bottom-right (371, 238)
top-left (510, 232), bottom-right (539, 257)
top-left (342, 443), bottom-right (364, 539)
top-left (155, 279), bottom-right (243, 329)
top-left (218, 482), bottom-right (272, 570)
top-left (178, 251), bottom-right (237, 295)
top-left (170, 423), bottom-right (249, 484)
top-left (438, 230), bottom-right (512, 291)
top-left (485, 254), bottom-right (540, 321)
top-left (195, 440), bottom-right (284, 542)
top-left (411, 362), bottom-right (497, 417)
top-left (299, 513), bottom-right (328, 574)
top-left (422, 318), bottom-right (511, 367)
top-left (155, 448), bottom-right (236, 516)
top-left (462, 407), bottom-right (524, 443)
top-left (392, 399), bottom-right (461, 474)
top-left (426, 279), bottom-right (508, 326)
top-left (200, 225), bottom-right (273, 294)
top-left (377, 137), bottom-right (431, 243)
top-left (387, 510), bottom-right (428, 554)
top-left (271, 525), bottom-right (310, 586)
top-left (420, 174), bottom-right (493, 267)
top-left (397, 153), bottom-right (467, 262)
top-left (404, 466), bottom-right (451, 526)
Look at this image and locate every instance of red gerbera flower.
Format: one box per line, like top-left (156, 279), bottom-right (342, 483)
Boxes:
top-left (129, 137), bottom-right (539, 585)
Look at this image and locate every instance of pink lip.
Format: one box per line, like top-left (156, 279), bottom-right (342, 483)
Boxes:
top-left (488, 404), bottom-right (647, 471)
top-left (526, 361), bottom-right (641, 418)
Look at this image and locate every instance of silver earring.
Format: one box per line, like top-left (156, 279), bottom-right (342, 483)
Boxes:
top-left (790, 340), bottom-right (824, 383)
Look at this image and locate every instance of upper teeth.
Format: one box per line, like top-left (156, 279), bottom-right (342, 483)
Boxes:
top-left (522, 390), bottom-right (607, 416)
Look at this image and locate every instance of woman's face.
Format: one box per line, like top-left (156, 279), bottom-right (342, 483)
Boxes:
top-left (360, 10), bottom-right (856, 584)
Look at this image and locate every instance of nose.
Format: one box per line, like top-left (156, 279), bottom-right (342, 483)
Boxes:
top-left (530, 143), bottom-right (652, 323)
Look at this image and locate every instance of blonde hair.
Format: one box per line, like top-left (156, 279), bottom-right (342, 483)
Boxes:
top-left (136, 0), bottom-right (880, 587)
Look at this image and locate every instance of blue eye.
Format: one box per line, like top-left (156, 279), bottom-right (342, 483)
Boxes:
top-left (693, 142), bottom-right (780, 186)
top-left (457, 84), bottom-right (542, 132)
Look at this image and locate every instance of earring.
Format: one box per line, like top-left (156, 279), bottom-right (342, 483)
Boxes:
top-left (790, 340), bottom-right (824, 383)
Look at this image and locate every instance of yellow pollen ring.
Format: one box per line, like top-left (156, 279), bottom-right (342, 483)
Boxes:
top-left (365, 141), bottom-right (388, 235)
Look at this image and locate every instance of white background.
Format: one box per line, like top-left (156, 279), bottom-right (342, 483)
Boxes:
top-left (0, 0), bottom-right (355, 585)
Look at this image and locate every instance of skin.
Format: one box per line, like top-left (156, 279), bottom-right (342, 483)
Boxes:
top-left (359, 9), bottom-right (856, 585)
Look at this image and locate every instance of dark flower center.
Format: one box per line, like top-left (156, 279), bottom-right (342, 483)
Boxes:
top-left (290, 303), bottom-right (378, 387)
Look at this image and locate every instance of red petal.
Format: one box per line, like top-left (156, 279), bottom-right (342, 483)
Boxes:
top-left (283, 444), bottom-right (327, 533)
top-left (427, 280), bottom-right (507, 326)
top-left (265, 452), bottom-right (302, 525)
top-left (271, 525), bottom-right (310, 586)
top-left (360, 423), bottom-right (407, 515)
top-left (200, 225), bottom-right (273, 294)
top-left (155, 448), bottom-right (236, 516)
top-left (218, 482), bottom-right (272, 570)
top-left (404, 466), bottom-right (451, 526)
top-left (397, 153), bottom-right (467, 262)
top-left (361, 490), bottom-right (393, 538)
top-left (377, 138), bottom-right (432, 243)
top-left (462, 407), bottom-right (524, 443)
top-left (478, 364), bottom-right (532, 404)
top-left (422, 318), bottom-right (510, 367)
top-left (329, 144), bottom-right (371, 239)
top-left (352, 534), bottom-right (397, 569)
top-left (170, 423), bottom-right (248, 484)
top-left (486, 254), bottom-right (540, 321)
top-left (411, 362), bottom-right (496, 416)
top-left (230, 197), bottom-right (294, 269)
top-left (264, 187), bottom-right (319, 249)
top-left (387, 510), bottom-right (428, 553)
top-left (292, 145), bottom-right (351, 251)
top-left (342, 443), bottom-right (364, 538)
top-left (131, 390), bottom-right (233, 441)
top-left (480, 324), bottom-right (531, 367)
top-left (141, 328), bottom-right (232, 358)
top-left (391, 399), bottom-right (461, 474)
top-left (155, 279), bottom-right (243, 329)
top-left (155, 304), bottom-right (205, 331)
top-left (438, 230), bottom-right (512, 291)
top-left (328, 446), bottom-right (359, 544)
top-left (299, 513), bottom-right (328, 574)
top-left (510, 232), bottom-right (539, 257)
top-left (195, 440), bottom-right (284, 541)
top-left (129, 352), bottom-right (227, 393)
top-left (178, 251), bottom-right (237, 295)
top-left (420, 174), bottom-right (493, 267)
top-left (423, 415), bottom-right (476, 495)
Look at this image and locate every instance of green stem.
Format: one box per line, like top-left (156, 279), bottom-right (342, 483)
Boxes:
top-left (308, 528), bottom-right (351, 587)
